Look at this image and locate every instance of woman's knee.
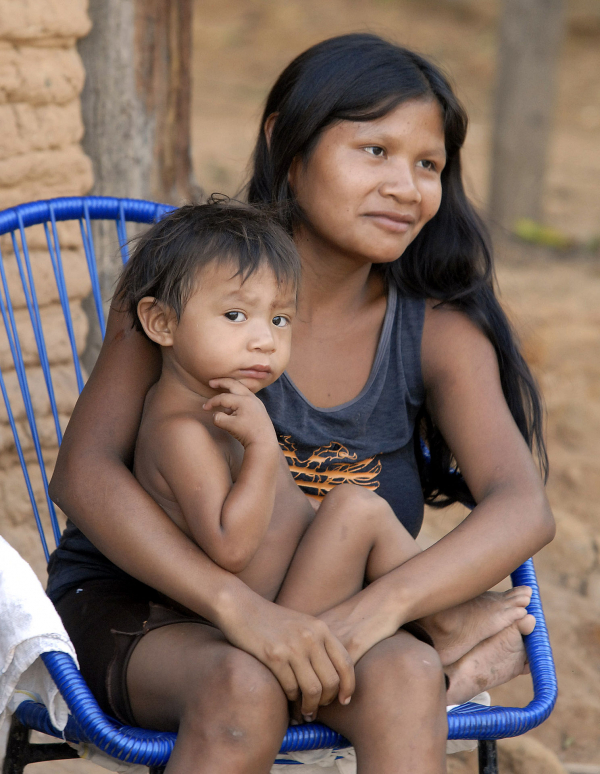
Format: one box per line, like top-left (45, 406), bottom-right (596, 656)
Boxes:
top-left (357, 633), bottom-right (445, 697)
top-left (172, 647), bottom-right (288, 770)
top-left (183, 644), bottom-right (287, 728)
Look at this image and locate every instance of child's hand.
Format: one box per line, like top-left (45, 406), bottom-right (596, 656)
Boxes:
top-left (203, 378), bottom-right (277, 449)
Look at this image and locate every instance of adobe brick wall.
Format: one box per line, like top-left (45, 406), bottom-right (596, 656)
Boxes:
top-left (0, 0), bottom-right (93, 577)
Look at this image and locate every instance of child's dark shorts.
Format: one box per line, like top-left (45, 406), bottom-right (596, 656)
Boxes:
top-left (53, 578), bottom-right (215, 726)
top-left (54, 579), bottom-right (443, 728)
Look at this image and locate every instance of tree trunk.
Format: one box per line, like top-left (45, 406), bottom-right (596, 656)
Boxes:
top-left (489, 0), bottom-right (565, 232)
top-left (77, 0), bottom-right (200, 372)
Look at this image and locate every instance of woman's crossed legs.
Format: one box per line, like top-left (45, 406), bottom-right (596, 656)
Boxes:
top-left (127, 621), bottom-right (448, 774)
top-left (127, 484), bottom-right (534, 773)
top-left (275, 484), bottom-right (535, 705)
top-left (127, 484), bottom-right (451, 773)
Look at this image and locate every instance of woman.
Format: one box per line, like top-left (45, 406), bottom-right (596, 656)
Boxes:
top-left (48, 34), bottom-right (554, 774)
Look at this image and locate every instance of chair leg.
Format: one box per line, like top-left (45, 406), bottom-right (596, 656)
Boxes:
top-left (478, 739), bottom-right (499, 774)
top-left (2, 715), bottom-right (80, 774)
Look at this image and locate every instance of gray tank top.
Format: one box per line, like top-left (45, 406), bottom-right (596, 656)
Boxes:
top-left (46, 284), bottom-right (426, 603)
top-left (259, 283), bottom-right (426, 537)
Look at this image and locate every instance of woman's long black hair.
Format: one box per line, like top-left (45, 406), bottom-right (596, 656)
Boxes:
top-left (247, 33), bottom-right (548, 506)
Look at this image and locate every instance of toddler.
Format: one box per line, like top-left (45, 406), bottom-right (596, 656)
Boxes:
top-left (117, 202), bottom-right (423, 628)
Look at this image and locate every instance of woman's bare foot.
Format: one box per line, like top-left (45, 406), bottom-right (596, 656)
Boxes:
top-left (445, 614), bottom-right (536, 705)
top-left (419, 586), bottom-right (533, 666)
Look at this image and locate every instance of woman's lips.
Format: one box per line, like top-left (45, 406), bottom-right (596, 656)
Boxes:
top-left (364, 212), bottom-right (416, 233)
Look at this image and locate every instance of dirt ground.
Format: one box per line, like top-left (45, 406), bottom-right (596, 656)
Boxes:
top-left (15, 0), bottom-right (600, 771)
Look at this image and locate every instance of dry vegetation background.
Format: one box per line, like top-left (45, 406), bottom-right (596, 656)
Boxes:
top-left (1, 0), bottom-right (600, 771)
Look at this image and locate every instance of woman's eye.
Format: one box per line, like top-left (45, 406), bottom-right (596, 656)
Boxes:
top-left (418, 159), bottom-right (437, 171)
top-left (364, 145), bottom-right (385, 158)
top-left (224, 311), bottom-right (247, 322)
top-left (272, 315), bottom-right (289, 328)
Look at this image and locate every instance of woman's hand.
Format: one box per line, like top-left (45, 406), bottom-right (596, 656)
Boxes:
top-left (317, 584), bottom-right (402, 665)
top-left (217, 589), bottom-right (355, 720)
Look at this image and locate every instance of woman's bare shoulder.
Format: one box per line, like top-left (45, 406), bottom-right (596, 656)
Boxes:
top-left (421, 298), bottom-right (497, 391)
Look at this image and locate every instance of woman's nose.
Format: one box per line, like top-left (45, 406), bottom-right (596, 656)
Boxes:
top-left (379, 161), bottom-right (421, 204)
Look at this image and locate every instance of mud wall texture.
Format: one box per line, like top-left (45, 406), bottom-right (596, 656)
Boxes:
top-left (0, 0), bottom-right (93, 575)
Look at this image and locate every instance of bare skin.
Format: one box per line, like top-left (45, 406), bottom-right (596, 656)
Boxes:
top-left (445, 615), bottom-right (536, 705)
top-left (50, 98), bottom-right (555, 773)
top-left (421, 586), bottom-right (534, 667)
top-left (131, 254), bottom-right (529, 724)
top-left (133, 263), bottom-right (305, 586)
top-left (128, 625), bottom-right (448, 774)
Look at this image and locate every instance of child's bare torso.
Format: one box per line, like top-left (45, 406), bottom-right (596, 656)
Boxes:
top-left (134, 380), bottom-right (313, 600)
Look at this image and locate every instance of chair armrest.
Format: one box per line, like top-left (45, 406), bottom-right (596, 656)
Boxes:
top-left (447, 558), bottom-right (557, 739)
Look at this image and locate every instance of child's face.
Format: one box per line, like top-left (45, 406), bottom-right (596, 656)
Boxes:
top-left (164, 261), bottom-right (296, 394)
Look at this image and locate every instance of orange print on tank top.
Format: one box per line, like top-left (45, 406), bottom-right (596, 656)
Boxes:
top-left (278, 435), bottom-right (382, 499)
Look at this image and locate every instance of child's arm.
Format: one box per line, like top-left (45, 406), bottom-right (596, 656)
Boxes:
top-left (156, 378), bottom-right (280, 573)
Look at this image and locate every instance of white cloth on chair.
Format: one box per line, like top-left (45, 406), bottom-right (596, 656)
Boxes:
top-left (0, 535), bottom-right (77, 738)
top-left (0, 537), bottom-right (146, 773)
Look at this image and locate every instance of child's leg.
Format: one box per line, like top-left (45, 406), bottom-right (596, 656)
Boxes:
top-left (234, 459), bottom-right (315, 601)
top-left (276, 484), bottom-right (421, 616)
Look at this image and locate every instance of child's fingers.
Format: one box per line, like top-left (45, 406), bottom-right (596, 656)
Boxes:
top-left (203, 392), bottom-right (240, 412)
top-left (213, 411), bottom-right (235, 429)
top-left (208, 377), bottom-right (252, 396)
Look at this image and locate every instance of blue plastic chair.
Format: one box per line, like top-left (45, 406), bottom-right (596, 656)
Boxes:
top-left (0, 196), bottom-right (556, 774)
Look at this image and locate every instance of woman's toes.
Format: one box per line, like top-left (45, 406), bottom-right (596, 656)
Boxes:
top-left (517, 613), bottom-right (536, 636)
top-left (506, 585), bottom-right (532, 607)
top-left (421, 586), bottom-right (534, 668)
top-left (445, 621), bottom-right (531, 704)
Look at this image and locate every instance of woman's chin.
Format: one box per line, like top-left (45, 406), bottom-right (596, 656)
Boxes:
top-left (356, 234), bottom-right (415, 265)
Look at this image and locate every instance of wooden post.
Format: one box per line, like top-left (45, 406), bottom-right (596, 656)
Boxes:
top-left (489, 0), bottom-right (565, 231)
top-left (77, 0), bottom-right (200, 371)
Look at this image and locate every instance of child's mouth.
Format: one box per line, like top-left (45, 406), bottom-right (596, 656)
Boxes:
top-left (237, 366), bottom-right (272, 379)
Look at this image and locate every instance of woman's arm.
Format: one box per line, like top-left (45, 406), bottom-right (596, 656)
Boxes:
top-left (319, 302), bottom-right (555, 662)
top-left (50, 305), bottom-right (354, 713)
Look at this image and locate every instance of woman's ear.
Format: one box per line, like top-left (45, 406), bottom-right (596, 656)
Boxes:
top-left (264, 112), bottom-right (279, 149)
top-left (137, 297), bottom-right (177, 346)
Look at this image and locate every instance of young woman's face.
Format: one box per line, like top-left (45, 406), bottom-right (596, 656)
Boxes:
top-left (289, 98), bottom-right (446, 265)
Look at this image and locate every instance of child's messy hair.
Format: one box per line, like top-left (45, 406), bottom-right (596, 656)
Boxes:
top-left (115, 199), bottom-right (301, 332)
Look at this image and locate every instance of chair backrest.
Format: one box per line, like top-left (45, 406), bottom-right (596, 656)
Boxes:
top-left (0, 196), bottom-right (173, 563)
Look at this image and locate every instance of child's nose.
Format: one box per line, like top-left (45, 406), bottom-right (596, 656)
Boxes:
top-left (248, 323), bottom-right (276, 352)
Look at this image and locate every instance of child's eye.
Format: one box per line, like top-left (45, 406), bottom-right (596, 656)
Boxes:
top-left (272, 315), bottom-right (290, 328)
top-left (364, 145), bottom-right (385, 158)
top-left (224, 311), bottom-right (247, 322)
